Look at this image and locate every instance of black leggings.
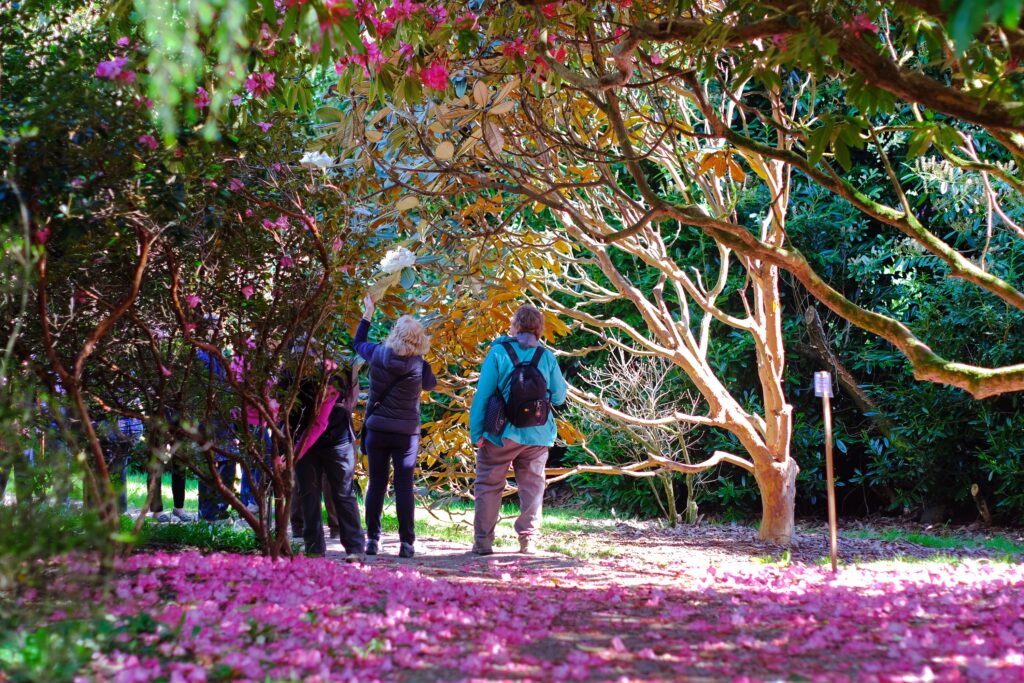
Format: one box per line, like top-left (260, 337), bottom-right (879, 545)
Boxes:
top-left (364, 431), bottom-right (418, 545)
top-left (149, 458), bottom-right (187, 512)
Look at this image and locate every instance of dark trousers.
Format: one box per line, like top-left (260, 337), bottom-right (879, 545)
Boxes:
top-left (364, 431), bottom-right (418, 545)
top-left (296, 440), bottom-right (365, 555)
top-left (198, 457), bottom-right (235, 521)
top-left (149, 457), bottom-right (187, 512)
top-left (290, 477), bottom-right (339, 535)
top-left (92, 439), bottom-right (129, 514)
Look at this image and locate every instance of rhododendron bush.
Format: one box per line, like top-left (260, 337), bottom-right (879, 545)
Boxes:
top-left (5, 552), bottom-right (1024, 681)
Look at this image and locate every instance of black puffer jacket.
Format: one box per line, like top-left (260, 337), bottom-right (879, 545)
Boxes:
top-left (354, 318), bottom-right (437, 435)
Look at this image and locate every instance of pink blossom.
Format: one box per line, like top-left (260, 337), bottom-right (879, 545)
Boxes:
top-left (540, 2), bottom-right (558, 19)
top-left (279, 255), bottom-right (294, 268)
top-left (241, 285), bottom-right (255, 299)
top-left (257, 121), bottom-right (273, 132)
top-left (116, 37), bottom-right (131, 48)
top-left (33, 227), bottom-right (50, 245)
top-left (420, 60), bottom-right (449, 91)
top-left (138, 134), bottom-right (159, 150)
top-left (847, 13), bottom-right (879, 38)
top-left (333, 237), bottom-right (344, 251)
top-left (194, 86), bottom-right (210, 109)
top-left (244, 71), bottom-right (276, 97)
top-left (160, 365), bottom-right (172, 378)
top-left (501, 39), bottom-right (527, 59)
top-left (95, 57), bottom-right (128, 80)
top-left (383, 0), bottom-right (421, 23)
top-left (228, 178), bottom-right (245, 192)
top-left (231, 94), bottom-right (243, 106)
top-left (185, 294), bottom-right (201, 309)
top-left (245, 208), bottom-right (255, 218)
top-left (427, 3), bottom-right (446, 22)
top-left (651, 53), bottom-right (664, 65)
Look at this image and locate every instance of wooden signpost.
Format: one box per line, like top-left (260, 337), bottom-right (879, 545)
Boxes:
top-left (814, 370), bottom-right (838, 572)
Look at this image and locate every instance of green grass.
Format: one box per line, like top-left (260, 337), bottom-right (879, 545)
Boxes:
top-left (847, 528), bottom-right (1024, 556)
top-left (100, 473), bottom-right (625, 559)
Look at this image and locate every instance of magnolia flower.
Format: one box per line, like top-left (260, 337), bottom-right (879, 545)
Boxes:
top-left (185, 294), bottom-right (201, 309)
top-left (241, 285), bottom-right (255, 299)
top-left (378, 246), bottom-right (417, 273)
top-left (300, 151), bottom-right (333, 170)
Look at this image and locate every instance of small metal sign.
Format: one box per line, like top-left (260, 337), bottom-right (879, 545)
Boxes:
top-left (813, 370), bottom-right (833, 398)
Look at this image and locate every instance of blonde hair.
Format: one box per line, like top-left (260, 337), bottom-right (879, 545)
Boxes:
top-left (510, 305), bottom-right (544, 337)
top-left (385, 315), bottom-right (431, 356)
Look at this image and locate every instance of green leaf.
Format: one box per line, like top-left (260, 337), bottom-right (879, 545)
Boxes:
top-left (316, 106), bottom-right (345, 123)
top-left (400, 267), bottom-right (417, 289)
top-left (807, 123), bottom-right (832, 166)
top-left (281, 7), bottom-right (298, 39)
top-left (339, 16), bottom-right (362, 48)
top-left (832, 138), bottom-right (852, 171)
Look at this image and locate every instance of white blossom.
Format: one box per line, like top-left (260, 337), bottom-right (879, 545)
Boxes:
top-left (378, 246), bottom-right (417, 273)
top-left (300, 151), bottom-right (333, 170)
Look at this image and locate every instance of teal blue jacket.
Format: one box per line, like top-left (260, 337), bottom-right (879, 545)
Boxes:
top-left (469, 334), bottom-right (568, 447)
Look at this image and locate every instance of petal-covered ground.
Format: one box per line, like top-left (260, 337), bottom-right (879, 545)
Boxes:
top-left (28, 551), bottom-right (1024, 682)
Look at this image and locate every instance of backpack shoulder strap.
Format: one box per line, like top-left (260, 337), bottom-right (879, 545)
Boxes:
top-left (500, 341), bottom-right (521, 364)
top-left (367, 369), bottom-right (416, 419)
top-left (528, 347), bottom-right (544, 367)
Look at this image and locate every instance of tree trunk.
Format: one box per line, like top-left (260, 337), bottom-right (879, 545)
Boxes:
top-left (754, 457), bottom-right (799, 545)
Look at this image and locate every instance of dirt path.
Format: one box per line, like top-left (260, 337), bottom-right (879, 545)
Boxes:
top-left (325, 519), bottom-right (1024, 588)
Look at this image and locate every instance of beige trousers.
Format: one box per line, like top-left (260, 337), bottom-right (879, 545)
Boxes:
top-left (473, 438), bottom-right (548, 549)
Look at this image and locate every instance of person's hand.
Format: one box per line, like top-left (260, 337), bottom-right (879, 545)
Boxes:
top-left (362, 293), bottom-right (375, 320)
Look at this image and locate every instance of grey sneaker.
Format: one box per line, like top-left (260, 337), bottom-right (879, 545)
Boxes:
top-left (472, 543), bottom-right (493, 556)
top-left (398, 542), bottom-right (415, 558)
top-left (172, 508), bottom-right (196, 523)
top-left (365, 539), bottom-right (379, 556)
top-left (151, 511), bottom-right (173, 523)
top-left (344, 552), bottom-right (363, 564)
top-left (519, 536), bottom-right (536, 554)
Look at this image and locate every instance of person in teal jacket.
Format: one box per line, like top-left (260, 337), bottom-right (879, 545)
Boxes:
top-left (469, 304), bottom-right (568, 555)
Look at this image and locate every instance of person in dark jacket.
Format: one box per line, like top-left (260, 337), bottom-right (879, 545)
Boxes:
top-left (355, 294), bottom-right (436, 558)
top-left (292, 361), bottom-right (366, 560)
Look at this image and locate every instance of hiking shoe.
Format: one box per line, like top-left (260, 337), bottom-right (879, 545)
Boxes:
top-left (151, 511), bottom-right (173, 523)
top-left (365, 539), bottom-right (379, 556)
top-left (344, 552), bottom-right (363, 564)
top-left (471, 543), bottom-right (493, 556)
top-left (172, 508), bottom-right (196, 523)
top-left (398, 542), bottom-right (415, 559)
top-left (519, 537), bottom-right (536, 555)
top-left (328, 527), bottom-right (340, 539)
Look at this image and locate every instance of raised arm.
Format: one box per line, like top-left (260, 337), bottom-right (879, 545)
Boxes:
top-left (421, 360), bottom-right (437, 391)
top-left (353, 294), bottom-right (377, 362)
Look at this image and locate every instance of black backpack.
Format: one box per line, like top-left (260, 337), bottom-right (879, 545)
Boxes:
top-left (503, 341), bottom-right (552, 428)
